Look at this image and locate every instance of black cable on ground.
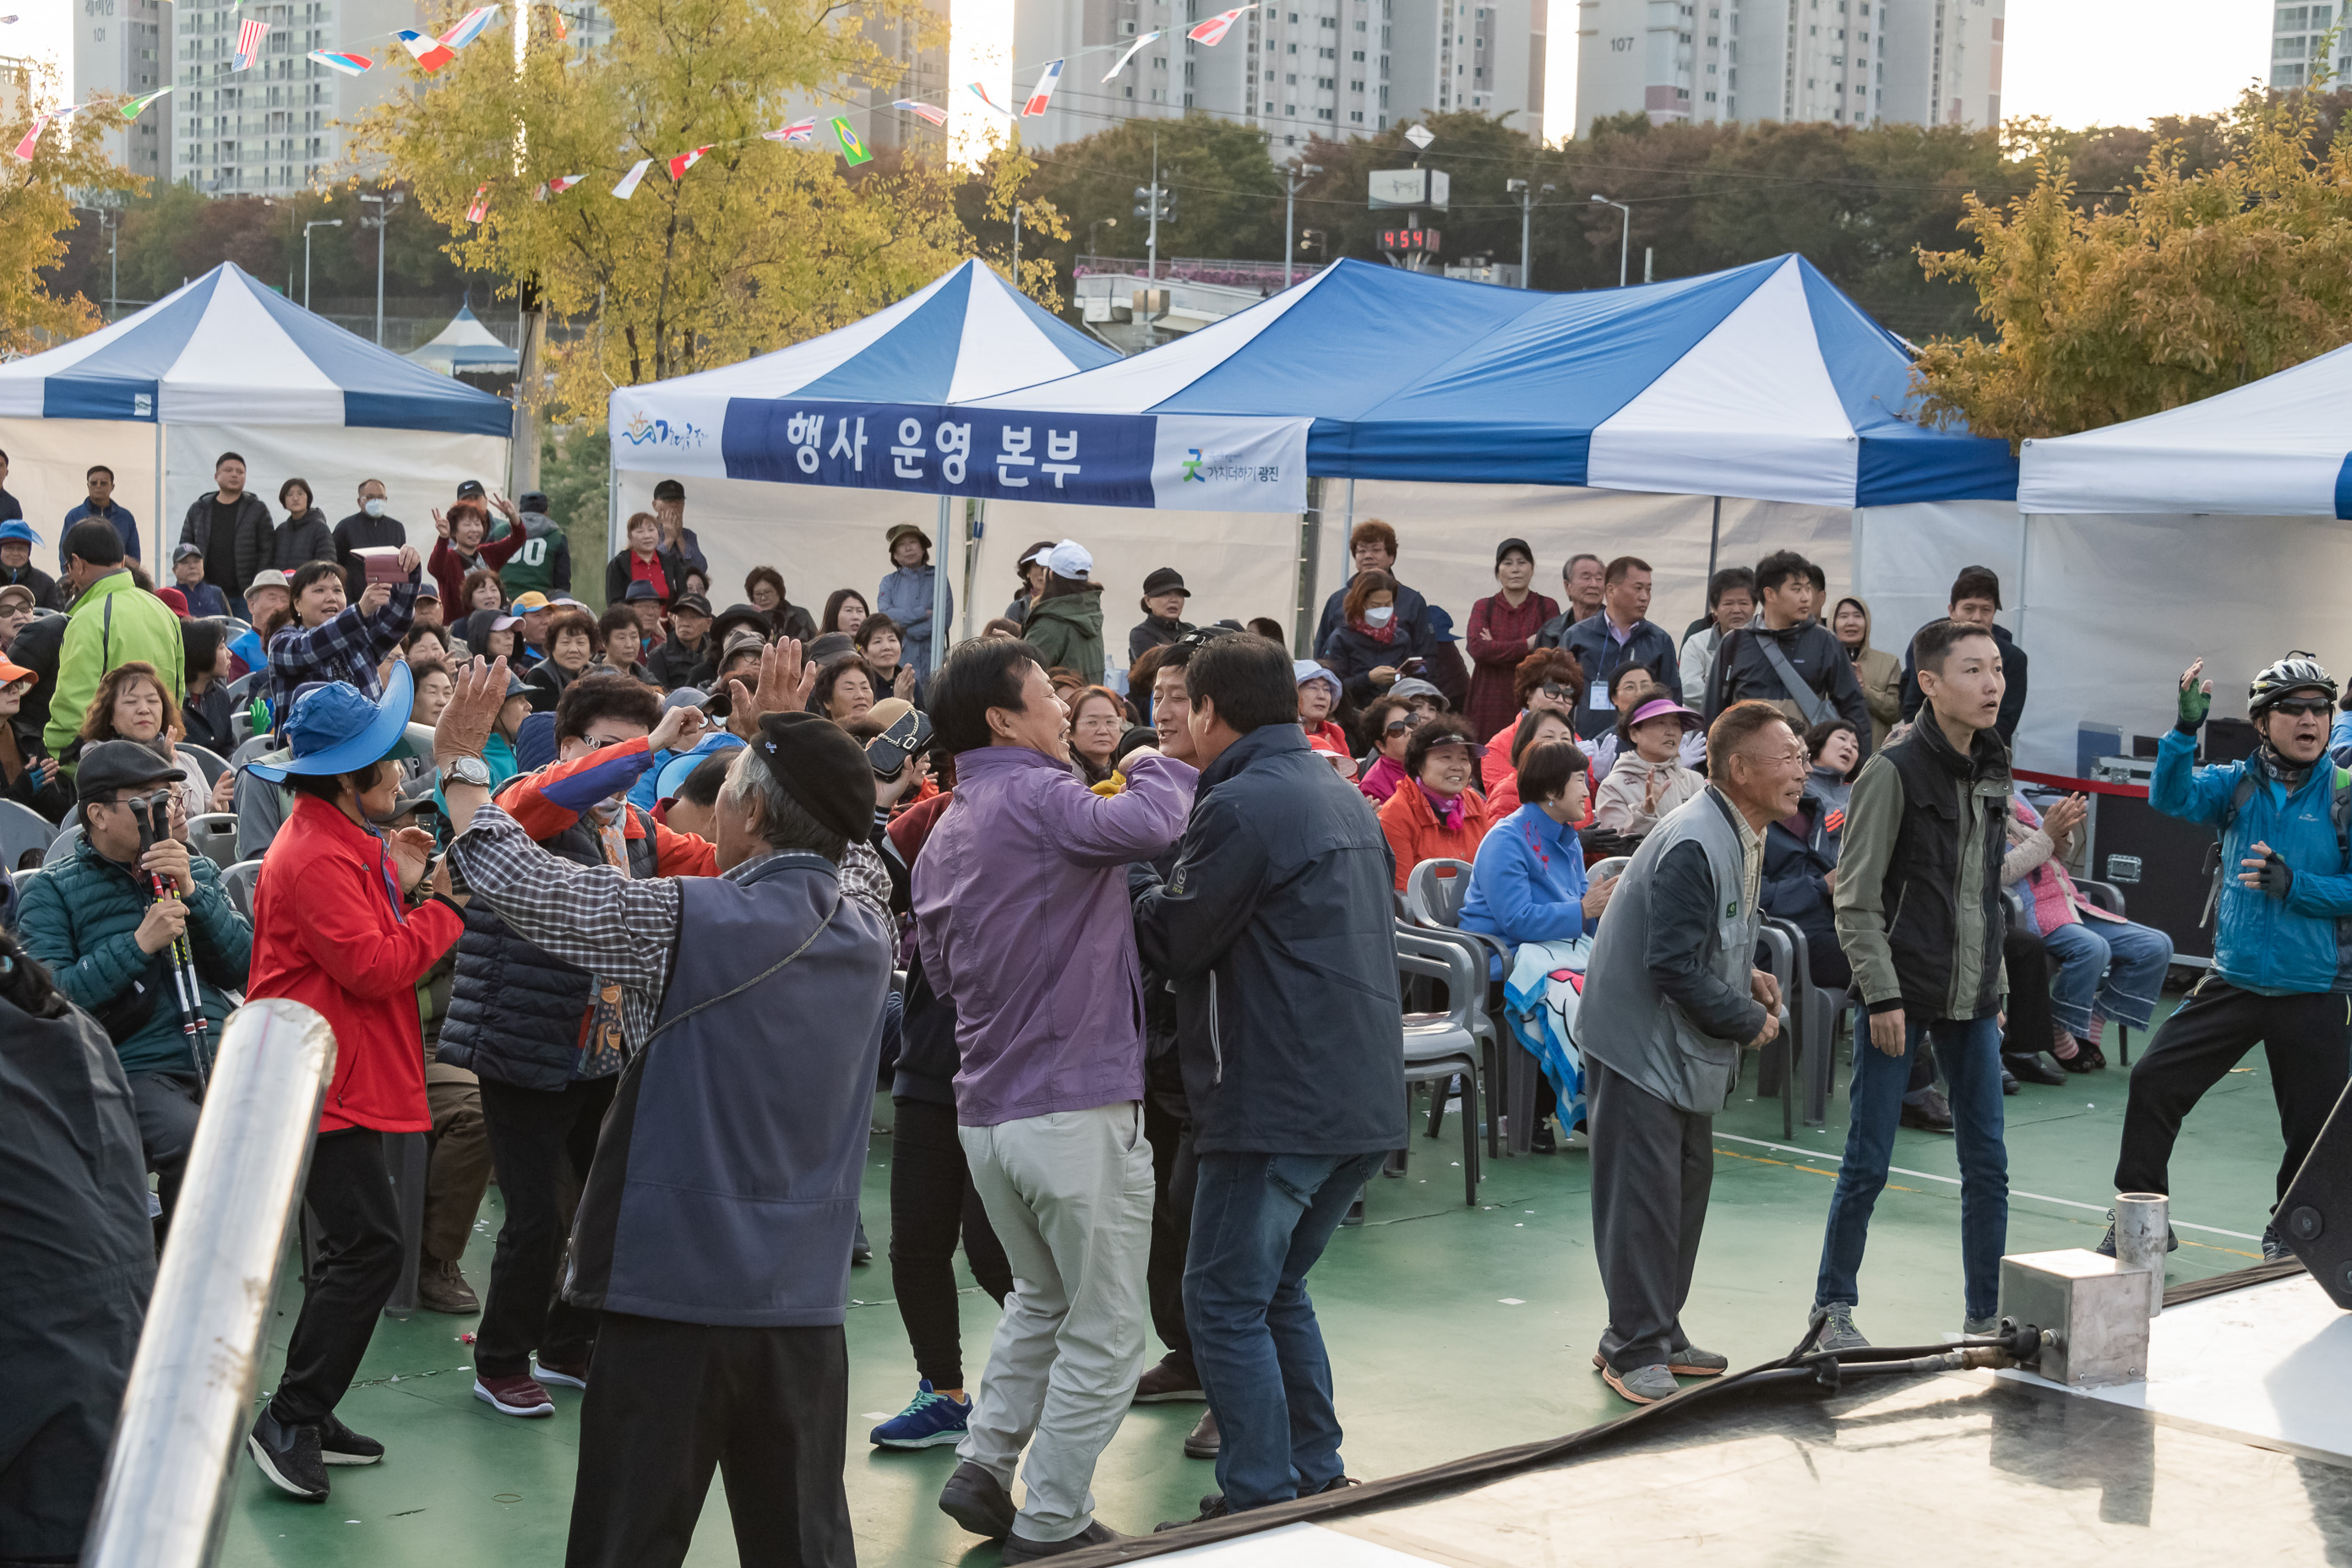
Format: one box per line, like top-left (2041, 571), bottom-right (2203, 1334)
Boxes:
top-left (2162, 1256), bottom-right (2304, 1309)
top-left (1062, 1314), bottom-right (2036, 1565)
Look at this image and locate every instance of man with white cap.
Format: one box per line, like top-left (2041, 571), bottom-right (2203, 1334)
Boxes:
top-left (1021, 540), bottom-right (1107, 686)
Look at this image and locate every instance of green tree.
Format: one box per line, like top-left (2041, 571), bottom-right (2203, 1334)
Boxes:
top-left (3, 62), bottom-right (139, 351)
top-left (1914, 84), bottom-right (2352, 442)
top-left (541, 424), bottom-right (612, 604)
top-left (1017, 112), bottom-right (1286, 282)
top-left (350, 0), bottom-right (973, 422)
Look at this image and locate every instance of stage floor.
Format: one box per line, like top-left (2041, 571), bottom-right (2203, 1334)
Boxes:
top-left (1149, 1272), bottom-right (2352, 1567)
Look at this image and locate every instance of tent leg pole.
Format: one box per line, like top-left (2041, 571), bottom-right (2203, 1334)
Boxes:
top-left (154, 422), bottom-right (166, 547)
top-left (1707, 495), bottom-right (1721, 583)
top-left (961, 498), bottom-right (983, 642)
top-left (2015, 510), bottom-right (2029, 655)
top-left (932, 493), bottom-right (953, 672)
top-left (605, 437), bottom-right (620, 569)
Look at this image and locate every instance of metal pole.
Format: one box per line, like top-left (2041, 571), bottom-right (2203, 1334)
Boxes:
top-left (85, 999), bottom-right (337, 1568)
top-left (1592, 195), bottom-right (1631, 287)
top-left (1520, 189), bottom-right (1531, 289)
top-left (1148, 132), bottom-right (1160, 278)
top-left (303, 226), bottom-right (312, 309)
top-left (1707, 494), bottom-right (1721, 583)
top-left (108, 215), bottom-right (118, 318)
top-left (930, 492), bottom-right (954, 673)
top-left (1285, 176), bottom-right (1296, 289)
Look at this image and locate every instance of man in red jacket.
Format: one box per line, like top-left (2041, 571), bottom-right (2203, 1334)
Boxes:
top-left (242, 662), bottom-right (464, 1503)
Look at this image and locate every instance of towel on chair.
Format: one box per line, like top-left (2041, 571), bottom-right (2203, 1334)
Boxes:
top-left (1504, 936), bottom-right (1592, 1132)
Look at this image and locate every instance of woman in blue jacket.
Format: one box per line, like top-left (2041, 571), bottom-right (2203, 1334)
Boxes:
top-left (1462, 739), bottom-right (1617, 950)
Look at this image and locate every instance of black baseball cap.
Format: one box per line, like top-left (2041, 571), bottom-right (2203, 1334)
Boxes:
top-left (455, 479), bottom-right (487, 499)
top-left (670, 592), bottom-right (713, 618)
top-left (518, 491), bottom-right (550, 513)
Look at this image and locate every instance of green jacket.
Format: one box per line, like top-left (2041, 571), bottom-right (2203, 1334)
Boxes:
top-left (19, 839), bottom-right (251, 1077)
top-left (1023, 585), bottom-right (1107, 686)
top-left (46, 569), bottom-right (188, 758)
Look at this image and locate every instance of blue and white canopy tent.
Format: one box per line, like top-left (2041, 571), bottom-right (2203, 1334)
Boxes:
top-left (406, 305), bottom-right (523, 379)
top-left (608, 259), bottom-right (1149, 660)
top-left (1915, 340), bottom-right (2352, 770)
top-left (0, 263), bottom-right (512, 558)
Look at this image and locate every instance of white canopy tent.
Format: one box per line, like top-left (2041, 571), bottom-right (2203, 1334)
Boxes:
top-left (406, 306), bottom-right (521, 378)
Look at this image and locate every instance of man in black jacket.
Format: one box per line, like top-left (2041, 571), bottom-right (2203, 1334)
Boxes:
top-left (1704, 550), bottom-right (1872, 760)
top-left (177, 452), bottom-right (275, 616)
top-left (1134, 633), bottom-right (1405, 1524)
top-left (1898, 564), bottom-right (2028, 746)
top-left (331, 479), bottom-right (409, 597)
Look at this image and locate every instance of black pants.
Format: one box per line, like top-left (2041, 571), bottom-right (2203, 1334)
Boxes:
top-left (1143, 1048), bottom-right (1198, 1372)
top-left (886, 1097), bottom-right (1011, 1391)
top-left (127, 1071), bottom-right (202, 1243)
top-left (2115, 978), bottom-right (2352, 1201)
top-left (272, 1129), bottom-right (401, 1427)
top-left (566, 1313), bottom-right (853, 1568)
top-left (1587, 1056), bottom-right (1712, 1372)
top-left (2001, 927), bottom-right (2055, 1059)
top-left (476, 1075), bottom-right (616, 1380)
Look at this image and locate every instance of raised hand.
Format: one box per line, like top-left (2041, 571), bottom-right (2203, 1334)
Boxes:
top-left (647, 702), bottom-right (707, 755)
top-left (436, 656), bottom-right (511, 765)
top-left (727, 639), bottom-right (816, 736)
top-left (2178, 656), bottom-right (2212, 730)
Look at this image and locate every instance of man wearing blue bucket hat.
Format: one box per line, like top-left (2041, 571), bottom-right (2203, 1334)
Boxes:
top-left (241, 661), bottom-right (467, 1503)
top-left (0, 518), bottom-right (60, 611)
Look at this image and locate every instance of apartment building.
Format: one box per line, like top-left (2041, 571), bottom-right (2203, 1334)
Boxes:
top-left (74, 0), bottom-right (173, 182)
top-left (2272, 3), bottom-right (2347, 87)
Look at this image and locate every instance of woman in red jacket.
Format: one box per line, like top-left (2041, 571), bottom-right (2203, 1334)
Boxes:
top-left (1377, 714), bottom-right (1497, 891)
top-left (242, 662), bottom-right (465, 1504)
top-left (1464, 537), bottom-right (1560, 739)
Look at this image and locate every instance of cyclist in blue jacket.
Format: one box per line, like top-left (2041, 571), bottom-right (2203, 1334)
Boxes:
top-left (2110, 652), bottom-right (2352, 1261)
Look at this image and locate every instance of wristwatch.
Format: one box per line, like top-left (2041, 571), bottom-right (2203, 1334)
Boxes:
top-left (440, 756), bottom-right (492, 791)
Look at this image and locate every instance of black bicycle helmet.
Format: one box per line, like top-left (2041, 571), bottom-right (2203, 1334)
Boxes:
top-left (2248, 651), bottom-right (2338, 718)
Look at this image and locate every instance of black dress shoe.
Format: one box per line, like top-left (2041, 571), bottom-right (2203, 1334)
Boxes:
top-left (2002, 1051), bottom-right (2067, 1086)
top-left (1898, 1089), bottom-right (1955, 1131)
top-left (1004, 1520), bottom-right (1120, 1561)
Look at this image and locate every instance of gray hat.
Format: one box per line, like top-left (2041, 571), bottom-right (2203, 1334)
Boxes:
top-left (74, 739), bottom-right (185, 803)
top-left (1389, 677), bottom-right (1446, 707)
top-left (662, 685), bottom-right (708, 711)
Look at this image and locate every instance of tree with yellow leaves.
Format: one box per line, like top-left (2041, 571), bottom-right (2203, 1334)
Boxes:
top-left (349, 0), bottom-right (979, 424)
top-left (1914, 81), bottom-right (2352, 443)
top-left (0, 64), bottom-right (140, 356)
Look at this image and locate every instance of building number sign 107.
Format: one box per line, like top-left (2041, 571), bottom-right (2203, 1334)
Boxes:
top-left (1610, 35), bottom-right (1635, 49)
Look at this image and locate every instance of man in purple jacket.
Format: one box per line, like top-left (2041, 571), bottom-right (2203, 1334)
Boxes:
top-left (913, 637), bottom-right (1197, 1562)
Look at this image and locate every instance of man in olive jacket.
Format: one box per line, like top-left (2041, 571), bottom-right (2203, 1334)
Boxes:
top-left (1133, 633), bottom-right (1403, 1523)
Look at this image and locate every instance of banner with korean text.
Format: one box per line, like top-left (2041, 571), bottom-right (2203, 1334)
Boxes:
top-left (611, 392), bottom-right (1307, 513)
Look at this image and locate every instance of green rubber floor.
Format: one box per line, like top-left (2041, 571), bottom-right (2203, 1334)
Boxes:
top-left (220, 1004), bottom-right (2287, 1565)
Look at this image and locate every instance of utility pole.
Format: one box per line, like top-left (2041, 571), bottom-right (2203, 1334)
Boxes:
top-left (1505, 179), bottom-right (1554, 289)
top-left (1282, 161), bottom-right (1323, 287)
top-left (360, 189), bottom-right (405, 344)
top-left (1131, 132), bottom-right (1174, 278)
top-left (74, 204), bottom-right (122, 319)
top-left (302, 219), bottom-right (341, 310)
top-left (1591, 193), bottom-right (1631, 288)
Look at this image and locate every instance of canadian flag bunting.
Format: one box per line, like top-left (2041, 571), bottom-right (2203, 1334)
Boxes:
top-left (1186, 4), bottom-right (1255, 45)
top-left (10, 115), bottom-right (49, 161)
top-left (545, 173), bottom-right (585, 193)
top-left (1021, 59), bottom-right (1065, 117)
top-left (466, 185), bottom-right (490, 223)
top-left (667, 145), bottom-right (712, 181)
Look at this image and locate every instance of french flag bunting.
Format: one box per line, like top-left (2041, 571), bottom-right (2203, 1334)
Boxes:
top-left (308, 49), bottom-right (373, 75)
top-left (438, 6), bottom-right (501, 48)
top-left (1102, 30), bottom-right (1162, 81)
top-left (611, 157), bottom-right (651, 199)
top-left (965, 81), bottom-right (1013, 117)
top-left (233, 18), bottom-right (270, 70)
top-left (763, 119), bottom-right (818, 143)
top-left (1020, 59), bottom-right (1064, 117)
top-left (1186, 5), bottom-right (1254, 45)
top-left (667, 144), bottom-right (711, 181)
top-left (10, 115), bottom-right (48, 161)
top-left (466, 185), bottom-right (489, 223)
top-left (891, 99), bottom-right (949, 126)
top-left (396, 29), bottom-right (457, 72)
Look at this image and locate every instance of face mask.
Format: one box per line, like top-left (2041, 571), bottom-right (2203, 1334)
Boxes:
top-left (362, 499), bottom-right (386, 518)
top-left (1365, 606), bottom-right (1394, 626)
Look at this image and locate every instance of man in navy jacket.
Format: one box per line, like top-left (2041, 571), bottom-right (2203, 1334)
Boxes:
top-left (1134, 633), bottom-right (1405, 1525)
top-left (1561, 555), bottom-right (1683, 742)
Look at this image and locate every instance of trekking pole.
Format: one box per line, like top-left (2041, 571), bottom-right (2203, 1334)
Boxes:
top-left (138, 797), bottom-right (214, 1087)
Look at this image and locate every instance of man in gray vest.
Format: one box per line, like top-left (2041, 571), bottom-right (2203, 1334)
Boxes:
top-left (437, 656), bottom-right (891, 1568)
top-left (1576, 699), bottom-right (1805, 1404)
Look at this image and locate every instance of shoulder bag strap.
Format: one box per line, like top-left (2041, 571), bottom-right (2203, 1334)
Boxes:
top-left (1754, 633), bottom-right (1834, 727)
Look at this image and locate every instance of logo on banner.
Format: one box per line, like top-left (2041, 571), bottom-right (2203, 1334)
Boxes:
top-left (1179, 445), bottom-right (1286, 486)
top-left (623, 411), bottom-right (708, 450)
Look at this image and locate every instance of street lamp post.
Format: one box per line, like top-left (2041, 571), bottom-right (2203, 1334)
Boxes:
top-left (359, 189), bottom-right (405, 345)
top-left (1086, 215), bottom-right (1116, 260)
top-left (302, 219), bottom-right (342, 310)
top-left (1282, 161), bottom-right (1323, 287)
top-left (1591, 193), bottom-right (1632, 288)
top-left (1505, 179), bottom-right (1555, 289)
top-left (74, 204), bottom-right (121, 319)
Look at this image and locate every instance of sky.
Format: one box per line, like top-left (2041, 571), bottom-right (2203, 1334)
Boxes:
top-left (6, 1), bottom-right (2282, 144)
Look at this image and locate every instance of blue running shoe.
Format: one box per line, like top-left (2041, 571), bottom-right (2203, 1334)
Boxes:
top-left (870, 1380), bottom-right (972, 1449)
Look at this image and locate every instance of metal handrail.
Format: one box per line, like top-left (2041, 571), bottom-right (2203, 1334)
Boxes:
top-left (85, 999), bottom-right (336, 1568)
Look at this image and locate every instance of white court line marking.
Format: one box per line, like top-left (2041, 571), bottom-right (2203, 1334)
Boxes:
top-left (1711, 1130), bottom-right (2261, 1241)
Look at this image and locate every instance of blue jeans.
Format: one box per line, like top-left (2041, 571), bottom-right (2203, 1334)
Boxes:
top-left (1184, 1149), bottom-right (1386, 1512)
top-left (1815, 1013), bottom-right (2008, 1321)
top-left (2044, 917), bottom-right (2173, 1037)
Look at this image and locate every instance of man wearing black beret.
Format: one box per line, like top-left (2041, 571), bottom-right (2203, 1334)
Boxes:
top-left (436, 652), bottom-right (892, 1568)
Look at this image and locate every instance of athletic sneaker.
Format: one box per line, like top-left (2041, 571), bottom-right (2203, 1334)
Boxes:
top-left (869, 1380), bottom-right (972, 1448)
top-left (534, 1357), bottom-right (589, 1390)
top-left (2262, 1222), bottom-right (2290, 1263)
top-left (1601, 1363), bottom-right (1680, 1404)
top-left (1962, 1315), bottom-right (2001, 1337)
top-left (1816, 1304), bottom-right (1870, 1353)
top-left (318, 1410), bottom-right (384, 1466)
top-left (473, 1372), bottom-right (555, 1417)
top-left (1004, 1520), bottom-right (1120, 1561)
top-left (1134, 1353), bottom-right (1206, 1402)
top-left (937, 1460), bottom-right (1017, 1538)
top-left (248, 1408), bottom-right (329, 1501)
top-left (1668, 1346), bottom-right (1729, 1376)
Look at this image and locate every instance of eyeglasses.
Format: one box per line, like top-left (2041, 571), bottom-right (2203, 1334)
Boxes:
top-left (1539, 682), bottom-right (1577, 701)
top-left (1383, 720), bottom-right (1414, 737)
top-left (579, 733), bottom-right (633, 751)
top-left (2270, 696), bottom-right (2332, 716)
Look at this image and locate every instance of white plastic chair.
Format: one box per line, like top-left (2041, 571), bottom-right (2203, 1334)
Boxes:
top-left (187, 813), bottom-right (240, 870)
top-left (0, 798), bottom-right (58, 872)
top-left (220, 858), bottom-right (263, 920)
top-left (1396, 924), bottom-right (1489, 1206)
